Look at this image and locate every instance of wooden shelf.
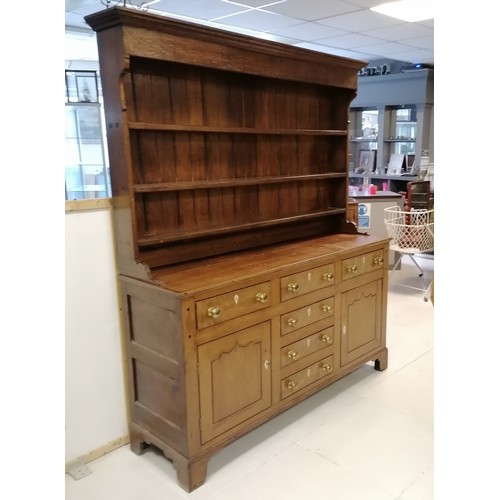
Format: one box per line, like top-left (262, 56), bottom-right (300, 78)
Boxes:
top-left (128, 122), bottom-right (348, 136)
top-left (384, 138), bottom-right (416, 143)
top-left (133, 173), bottom-right (347, 192)
top-left (137, 208), bottom-right (346, 247)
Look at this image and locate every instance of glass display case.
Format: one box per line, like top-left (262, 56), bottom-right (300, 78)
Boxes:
top-left (384, 105), bottom-right (417, 169)
top-left (349, 107), bottom-right (378, 173)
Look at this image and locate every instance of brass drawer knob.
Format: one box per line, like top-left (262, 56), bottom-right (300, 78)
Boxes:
top-left (287, 318), bottom-right (298, 327)
top-left (207, 306), bottom-right (221, 318)
top-left (322, 272), bottom-right (334, 281)
top-left (255, 292), bottom-right (268, 302)
top-left (287, 380), bottom-right (297, 390)
top-left (322, 304), bottom-right (332, 313)
top-left (322, 363), bottom-right (332, 372)
top-left (287, 350), bottom-right (299, 360)
top-left (321, 334), bottom-right (332, 343)
top-left (347, 264), bottom-right (358, 273)
top-left (287, 283), bottom-right (299, 292)
top-left (373, 256), bottom-right (383, 265)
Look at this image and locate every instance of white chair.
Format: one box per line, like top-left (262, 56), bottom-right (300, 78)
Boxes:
top-left (384, 206), bottom-right (434, 301)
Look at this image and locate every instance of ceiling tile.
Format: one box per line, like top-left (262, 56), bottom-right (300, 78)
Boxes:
top-left (215, 9), bottom-right (301, 31)
top-left (417, 18), bottom-right (434, 29)
top-left (66, 12), bottom-right (92, 29)
top-left (65, 0), bottom-right (98, 12)
top-left (224, 0), bottom-right (283, 7)
top-left (70, 0), bottom-right (107, 16)
top-left (152, 0), bottom-right (248, 20)
top-left (387, 48), bottom-right (434, 64)
top-left (402, 35), bottom-right (434, 50)
top-left (361, 41), bottom-right (417, 55)
top-left (342, 0), bottom-right (384, 7)
top-left (363, 23), bottom-right (433, 41)
top-left (264, 0), bottom-right (361, 21)
top-left (294, 42), bottom-right (371, 61)
top-left (317, 9), bottom-right (401, 31)
top-left (318, 33), bottom-right (385, 49)
top-left (268, 21), bottom-right (349, 40)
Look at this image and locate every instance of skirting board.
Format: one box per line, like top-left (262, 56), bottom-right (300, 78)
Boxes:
top-left (65, 435), bottom-right (130, 474)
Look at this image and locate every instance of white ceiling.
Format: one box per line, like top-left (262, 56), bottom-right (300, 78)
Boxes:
top-left (65, 0), bottom-right (434, 65)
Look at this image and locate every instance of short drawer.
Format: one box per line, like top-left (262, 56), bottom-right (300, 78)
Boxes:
top-left (280, 297), bottom-right (334, 336)
top-left (342, 249), bottom-right (384, 281)
top-left (280, 264), bottom-right (335, 301)
top-left (196, 281), bottom-right (272, 329)
top-left (281, 355), bottom-right (334, 399)
top-left (281, 327), bottom-right (334, 367)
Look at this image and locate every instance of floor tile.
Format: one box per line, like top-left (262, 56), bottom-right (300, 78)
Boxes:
top-left (210, 443), bottom-right (395, 500)
top-left (297, 396), bottom-right (433, 497)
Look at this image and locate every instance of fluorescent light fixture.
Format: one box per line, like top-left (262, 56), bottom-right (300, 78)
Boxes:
top-left (371, 0), bottom-right (434, 22)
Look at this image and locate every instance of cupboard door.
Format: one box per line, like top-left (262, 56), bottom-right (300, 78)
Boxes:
top-left (198, 322), bottom-right (272, 444)
top-left (340, 280), bottom-right (382, 366)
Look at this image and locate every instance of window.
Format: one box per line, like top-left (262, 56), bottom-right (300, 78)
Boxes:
top-left (65, 70), bottom-right (111, 200)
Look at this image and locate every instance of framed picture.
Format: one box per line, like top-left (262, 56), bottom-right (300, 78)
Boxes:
top-left (355, 149), bottom-right (376, 174)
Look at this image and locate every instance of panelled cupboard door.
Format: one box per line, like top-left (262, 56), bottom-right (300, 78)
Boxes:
top-left (340, 279), bottom-right (382, 366)
top-left (198, 322), bottom-right (272, 444)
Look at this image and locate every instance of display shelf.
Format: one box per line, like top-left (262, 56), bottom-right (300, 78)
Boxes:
top-left (349, 172), bottom-right (419, 193)
top-left (349, 70), bottom-right (433, 176)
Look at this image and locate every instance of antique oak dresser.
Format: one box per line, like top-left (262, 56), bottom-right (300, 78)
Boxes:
top-left (86, 6), bottom-right (389, 492)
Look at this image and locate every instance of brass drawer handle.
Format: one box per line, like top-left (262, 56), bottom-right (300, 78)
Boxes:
top-left (287, 380), bottom-right (297, 390)
top-left (322, 272), bottom-right (334, 281)
top-left (287, 283), bottom-right (299, 292)
top-left (255, 292), bottom-right (268, 302)
top-left (321, 334), bottom-right (332, 343)
top-left (287, 350), bottom-right (299, 360)
top-left (347, 264), bottom-right (358, 273)
top-left (207, 306), bottom-right (221, 318)
top-left (322, 363), bottom-right (332, 372)
top-left (322, 304), bottom-right (332, 313)
top-left (287, 318), bottom-right (298, 327)
top-left (373, 256), bottom-right (383, 265)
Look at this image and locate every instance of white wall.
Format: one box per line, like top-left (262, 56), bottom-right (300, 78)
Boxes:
top-left (65, 206), bottom-right (128, 463)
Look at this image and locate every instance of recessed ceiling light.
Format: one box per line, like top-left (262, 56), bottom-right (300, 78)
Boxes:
top-left (371, 0), bottom-right (434, 22)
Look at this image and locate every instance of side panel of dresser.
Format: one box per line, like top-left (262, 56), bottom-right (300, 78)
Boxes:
top-left (120, 277), bottom-right (206, 491)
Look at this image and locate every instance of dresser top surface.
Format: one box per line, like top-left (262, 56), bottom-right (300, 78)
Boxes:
top-left (149, 233), bottom-right (388, 294)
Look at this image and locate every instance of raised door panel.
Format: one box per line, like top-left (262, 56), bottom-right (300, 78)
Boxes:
top-left (198, 322), bottom-right (272, 444)
top-left (340, 280), bottom-right (382, 366)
